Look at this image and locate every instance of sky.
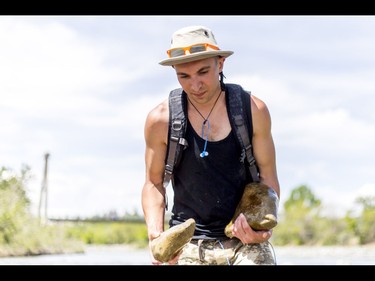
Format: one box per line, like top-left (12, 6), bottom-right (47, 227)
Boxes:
top-left (1, 15), bottom-right (375, 219)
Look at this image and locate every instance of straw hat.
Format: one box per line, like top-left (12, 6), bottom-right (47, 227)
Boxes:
top-left (159, 25), bottom-right (233, 66)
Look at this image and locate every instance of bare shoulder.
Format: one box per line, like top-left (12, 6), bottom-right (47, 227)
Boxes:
top-left (146, 99), bottom-right (169, 123)
top-left (145, 99), bottom-right (169, 144)
top-left (250, 94), bottom-right (269, 114)
top-left (250, 94), bottom-right (272, 132)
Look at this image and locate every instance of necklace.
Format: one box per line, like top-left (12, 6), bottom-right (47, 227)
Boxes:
top-left (187, 90), bottom-right (223, 158)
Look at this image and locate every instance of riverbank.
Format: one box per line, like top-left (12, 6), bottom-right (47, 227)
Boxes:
top-left (0, 240), bottom-right (85, 258)
top-left (273, 244), bottom-right (375, 265)
top-left (1, 244), bottom-right (374, 265)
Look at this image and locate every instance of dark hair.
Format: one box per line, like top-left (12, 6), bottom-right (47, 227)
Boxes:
top-left (220, 71), bottom-right (226, 91)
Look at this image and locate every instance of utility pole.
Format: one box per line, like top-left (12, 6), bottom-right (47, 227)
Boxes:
top-left (38, 152), bottom-right (50, 224)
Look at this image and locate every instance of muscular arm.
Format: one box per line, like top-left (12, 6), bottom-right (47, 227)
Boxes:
top-left (141, 100), bottom-right (169, 248)
top-left (251, 95), bottom-right (280, 198)
top-left (231, 94), bottom-right (280, 244)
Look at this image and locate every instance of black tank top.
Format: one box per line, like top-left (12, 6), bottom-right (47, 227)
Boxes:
top-left (169, 121), bottom-right (248, 239)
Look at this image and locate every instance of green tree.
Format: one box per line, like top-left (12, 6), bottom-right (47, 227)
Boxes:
top-left (273, 184), bottom-right (357, 246)
top-left (0, 165), bottom-right (32, 244)
top-left (273, 185), bottom-right (321, 245)
top-left (0, 165), bottom-right (84, 256)
top-left (283, 184), bottom-right (321, 211)
top-left (351, 196), bottom-right (375, 244)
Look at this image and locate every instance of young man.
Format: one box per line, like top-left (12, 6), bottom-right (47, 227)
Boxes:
top-left (141, 25), bottom-right (280, 265)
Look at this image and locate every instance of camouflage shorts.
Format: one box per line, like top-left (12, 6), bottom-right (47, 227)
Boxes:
top-left (176, 238), bottom-right (276, 265)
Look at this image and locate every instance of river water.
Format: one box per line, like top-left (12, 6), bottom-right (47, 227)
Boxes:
top-left (0, 244), bottom-right (374, 265)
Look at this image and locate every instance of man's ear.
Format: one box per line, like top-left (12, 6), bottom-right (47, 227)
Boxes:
top-left (218, 57), bottom-right (225, 71)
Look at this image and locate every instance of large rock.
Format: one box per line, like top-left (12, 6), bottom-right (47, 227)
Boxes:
top-left (151, 218), bottom-right (196, 263)
top-left (225, 182), bottom-right (279, 238)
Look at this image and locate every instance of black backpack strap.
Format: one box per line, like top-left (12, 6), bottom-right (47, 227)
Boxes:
top-left (163, 88), bottom-right (188, 210)
top-left (226, 84), bottom-right (260, 183)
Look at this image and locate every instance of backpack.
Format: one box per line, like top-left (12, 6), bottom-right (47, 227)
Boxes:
top-left (162, 83), bottom-right (260, 210)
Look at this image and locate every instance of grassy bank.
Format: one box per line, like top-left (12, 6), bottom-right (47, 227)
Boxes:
top-left (63, 220), bottom-right (150, 248)
top-left (0, 219), bottom-right (85, 257)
